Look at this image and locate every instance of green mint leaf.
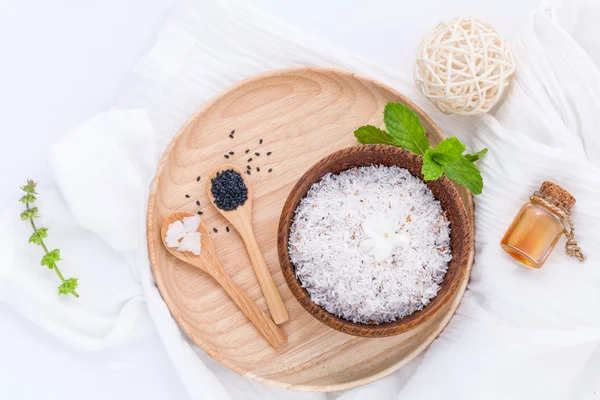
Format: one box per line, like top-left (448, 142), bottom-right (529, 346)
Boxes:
top-left (58, 278), bottom-right (79, 296)
top-left (422, 150), bottom-right (444, 181)
top-left (429, 137), bottom-right (465, 165)
top-left (464, 148), bottom-right (488, 162)
top-left (20, 207), bottom-right (38, 221)
top-left (29, 227), bottom-right (48, 245)
top-left (383, 102), bottom-right (430, 155)
top-left (443, 156), bottom-right (483, 195)
top-left (41, 249), bottom-right (61, 269)
top-left (19, 193), bottom-right (37, 204)
top-left (21, 179), bottom-right (37, 194)
top-left (354, 125), bottom-right (399, 146)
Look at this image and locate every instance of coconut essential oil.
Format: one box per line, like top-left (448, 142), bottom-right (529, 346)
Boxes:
top-left (501, 181), bottom-right (578, 268)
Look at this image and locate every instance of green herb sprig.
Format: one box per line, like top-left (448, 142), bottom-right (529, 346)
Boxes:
top-left (20, 180), bottom-right (79, 297)
top-left (354, 102), bottom-right (488, 194)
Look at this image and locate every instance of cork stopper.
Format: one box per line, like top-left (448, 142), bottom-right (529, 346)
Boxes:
top-left (539, 181), bottom-right (576, 210)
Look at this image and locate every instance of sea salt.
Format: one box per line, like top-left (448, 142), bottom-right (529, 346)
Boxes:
top-left (289, 165), bottom-right (451, 324)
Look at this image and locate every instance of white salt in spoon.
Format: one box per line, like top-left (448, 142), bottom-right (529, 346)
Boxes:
top-left (161, 211), bottom-right (287, 349)
top-left (207, 164), bottom-right (289, 324)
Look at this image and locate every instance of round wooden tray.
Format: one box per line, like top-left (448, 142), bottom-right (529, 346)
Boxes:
top-left (147, 66), bottom-right (475, 391)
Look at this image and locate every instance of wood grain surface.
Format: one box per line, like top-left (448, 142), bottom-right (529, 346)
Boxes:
top-left (278, 145), bottom-right (472, 337)
top-left (147, 66), bottom-right (475, 391)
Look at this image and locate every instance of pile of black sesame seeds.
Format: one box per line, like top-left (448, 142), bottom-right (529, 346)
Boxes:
top-left (210, 169), bottom-right (248, 211)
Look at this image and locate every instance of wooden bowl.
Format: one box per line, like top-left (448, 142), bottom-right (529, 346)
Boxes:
top-left (278, 144), bottom-right (472, 337)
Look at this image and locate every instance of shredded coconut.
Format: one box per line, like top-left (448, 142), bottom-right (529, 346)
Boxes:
top-left (289, 165), bottom-right (451, 324)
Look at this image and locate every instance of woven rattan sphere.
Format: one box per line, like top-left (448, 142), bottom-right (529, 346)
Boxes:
top-left (414, 17), bottom-right (516, 115)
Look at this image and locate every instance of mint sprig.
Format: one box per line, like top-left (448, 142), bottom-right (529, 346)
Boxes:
top-left (354, 102), bottom-right (487, 195)
top-left (20, 180), bottom-right (79, 298)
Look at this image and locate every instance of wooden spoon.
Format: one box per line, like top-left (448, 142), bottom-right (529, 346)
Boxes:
top-left (161, 211), bottom-right (287, 349)
top-left (207, 165), bottom-right (289, 324)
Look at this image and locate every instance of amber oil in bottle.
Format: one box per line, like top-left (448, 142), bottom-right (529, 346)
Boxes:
top-left (501, 181), bottom-right (576, 268)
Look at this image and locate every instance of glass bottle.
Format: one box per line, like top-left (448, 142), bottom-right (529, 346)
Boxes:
top-left (501, 181), bottom-right (576, 268)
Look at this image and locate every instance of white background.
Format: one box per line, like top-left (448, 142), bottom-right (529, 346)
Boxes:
top-left (0, 0), bottom-right (542, 398)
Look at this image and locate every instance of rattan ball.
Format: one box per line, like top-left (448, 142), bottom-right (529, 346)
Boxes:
top-left (414, 16), bottom-right (516, 115)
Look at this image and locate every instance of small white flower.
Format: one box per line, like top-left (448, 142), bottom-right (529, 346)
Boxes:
top-left (360, 212), bottom-right (409, 262)
top-left (166, 215), bottom-right (202, 255)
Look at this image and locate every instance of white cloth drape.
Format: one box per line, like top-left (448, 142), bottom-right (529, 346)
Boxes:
top-left (1, 0), bottom-right (599, 399)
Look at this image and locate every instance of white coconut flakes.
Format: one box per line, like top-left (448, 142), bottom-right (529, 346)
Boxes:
top-left (289, 165), bottom-right (451, 324)
top-left (166, 215), bottom-right (202, 255)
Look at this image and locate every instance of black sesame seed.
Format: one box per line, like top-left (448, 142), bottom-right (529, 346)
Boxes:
top-left (224, 154), bottom-right (229, 158)
top-left (245, 149), bottom-right (250, 153)
top-left (247, 158), bottom-right (252, 162)
top-left (256, 167), bottom-right (260, 172)
top-left (196, 176), bottom-right (201, 181)
top-left (226, 226), bottom-right (230, 232)
top-left (231, 130), bottom-right (235, 134)
top-left (185, 194), bottom-right (190, 198)
top-left (247, 165), bottom-right (251, 170)
top-left (268, 168), bottom-right (273, 173)
top-left (213, 227), bottom-right (218, 233)
top-left (197, 211), bottom-right (203, 215)
top-left (229, 151), bottom-right (234, 155)
top-left (196, 200), bottom-right (200, 206)
top-left (259, 139), bottom-right (263, 144)
top-left (267, 152), bottom-right (272, 156)
top-left (246, 170), bottom-right (251, 175)
top-left (255, 152), bottom-right (260, 156)
top-left (210, 169), bottom-right (248, 211)
top-left (229, 134), bottom-right (234, 139)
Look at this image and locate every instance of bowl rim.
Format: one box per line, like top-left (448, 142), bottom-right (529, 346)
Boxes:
top-left (277, 144), bottom-right (473, 337)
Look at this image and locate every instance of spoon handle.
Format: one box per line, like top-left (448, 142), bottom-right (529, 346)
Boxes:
top-left (211, 267), bottom-right (288, 349)
top-left (242, 232), bottom-right (289, 324)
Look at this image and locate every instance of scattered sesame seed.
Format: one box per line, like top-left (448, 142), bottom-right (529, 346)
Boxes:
top-left (255, 152), bottom-right (260, 156)
top-left (231, 130), bottom-right (235, 134)
top-left (245, 149), bottom-right (250, 153)
top-left (247, 165), bottom-right (251, 170)
top-left (185, 194), bottom-right (190, 198)
top-left (213, 227), bottom-right (218, 233)
top-left (226, 226), bottom-right (230, 232)
top-left (267, 152), bottom-right (272, 156)
top-left (268, 168), bottom-right (273, 173)
top-left (197, 211), bottom-right (203, 215)
top-left (196, 176), bottom-right (201, 181)
top-left (229, 151), bottom-right (234, 155)
top-left (229, 134), bottom-right (234, 139)
top-left (257, 167), bottom-right (260, 172)
top-left (224, 154), bottom-right (230, 158)
top-left (247, 158), bottom-right (252, 162)
top-left (246, 170), bottom-right (251, 175)
top-left (196, 200), bottom-right (200, 206)
top-left (259, 139), bottom-right (263, 144)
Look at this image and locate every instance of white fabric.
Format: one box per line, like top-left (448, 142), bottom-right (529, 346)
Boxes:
top-left (1, 0), bottom-right (599, 399)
